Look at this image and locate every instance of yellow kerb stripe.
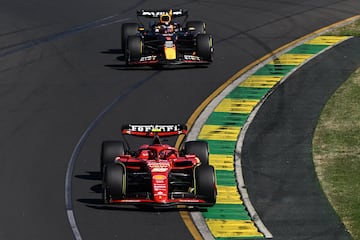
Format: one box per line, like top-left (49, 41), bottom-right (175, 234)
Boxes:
top-left (268, 54), bottom-right (314, 65)
top-left (240, 75), bottom-right (282, 88)
top-left (206, 219), bottom-right (263, 237)
top-left (209, 154), bottom-right (234, 171)
top-left (214, 99), bottom-right (259, 114)
top-left (305, 36), bottom-right (351, 45)
top-left (198, 125), bottom-right (241, 141)
top-left (216, 186), bottom-right (243, 204)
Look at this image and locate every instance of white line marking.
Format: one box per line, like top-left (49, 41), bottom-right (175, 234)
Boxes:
top-left (65, 72), bottom-right (158, 239)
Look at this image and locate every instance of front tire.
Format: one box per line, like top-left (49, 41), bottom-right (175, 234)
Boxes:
top-left (196, 34), bottom-right (213, 62)
top-left (103, 164), bottom-right (126, 203)
top-left (195, 165), bottom-right (216, 205)
top-left (125, 35), bottom-right (143, 65)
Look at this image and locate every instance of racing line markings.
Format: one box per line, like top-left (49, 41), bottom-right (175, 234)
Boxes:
top-left (0, 15), bottom-right (129, 58)
top-left (181, 15), bottom-right (360, 240)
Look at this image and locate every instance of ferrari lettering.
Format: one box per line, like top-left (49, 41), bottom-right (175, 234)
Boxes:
top-left (129, 124), bottom-right (179, 132)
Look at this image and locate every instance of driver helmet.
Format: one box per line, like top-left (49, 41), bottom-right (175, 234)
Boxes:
top-left (159, 150), bottom-right (167, 159)
top-left (138, 150), bottom-right (149, 159)
top-left (159, 12), bottom-right (172, 25)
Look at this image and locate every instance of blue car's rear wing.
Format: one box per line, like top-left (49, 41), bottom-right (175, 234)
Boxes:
top-left (136, 9), bottom-right (188, 18)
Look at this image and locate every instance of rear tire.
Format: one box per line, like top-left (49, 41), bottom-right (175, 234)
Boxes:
top-left (101, 141), bottom-right (126, 177)
top-left (195, 165), bottom-right (216, 205)
top-left (184, 140), bottom-right (209, 165)
top-left (125, 35), bottom-right (143, 65)
top-left (103, 164), bottom-right (125, 203)
top-left (121, 23), bottom-right (139, 53)
top-left (196, 34), bottom-right (213, 62)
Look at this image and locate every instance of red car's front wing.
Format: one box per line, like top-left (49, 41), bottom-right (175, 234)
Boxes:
top-left (109, 198), bottom-right (214, 207)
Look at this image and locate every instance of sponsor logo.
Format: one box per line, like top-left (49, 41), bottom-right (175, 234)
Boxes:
top-left (154, 191), bottom-right (166, 196)
top-left (148, 162), bottom-right (170, 168)
top-left (153, 175), bottom-right (167, 180)
top-left (179, 199), bottom-right (203, 202)
top-left (141, 10), bottom-right (183, 17)
top-left (151, 168), bottom-right (168, 172)
top-left (164, 41), bottom-right (174, 48)
top-left (154, 184), bottom-right (167, 191)
top-left (184, 55), bottom-right (200, 61)
top-left (142, 11), bottom-right (168, 17)
top-left (140, 56), bottom-right (157, 62)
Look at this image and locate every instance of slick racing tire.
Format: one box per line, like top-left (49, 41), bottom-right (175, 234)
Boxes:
top-left (125, 35), bottom-right (143, 65)
top-left (184, 140), bottom-right (209, 165)
top-left (196, 34), bottom-right (213, 62)
top-left (121, 23), bottom-right (139, 53)
top-left (186, 21), bottom-right (206, 34)
top-left (103, 164), bottom-right (126, 203)
top-left (195, 165), bottom-right (216, 205)
top-left (101, 141), bottom-right (126, 177)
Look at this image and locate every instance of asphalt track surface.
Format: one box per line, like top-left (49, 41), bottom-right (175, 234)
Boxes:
top-left (242, 37), bottom-right (360, 240)
top-left (0, 0), bottom-right (359, 239)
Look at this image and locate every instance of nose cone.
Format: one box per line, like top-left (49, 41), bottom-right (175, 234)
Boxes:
top-left (152, 173), bottom-right (169, 202)
top-left (164, 44), bottom-right (176, 60)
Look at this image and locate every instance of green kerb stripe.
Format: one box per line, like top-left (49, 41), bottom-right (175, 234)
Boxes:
top-left (206, 140), bottom-right (236, 155)
top-left (287, 44), bottom-right (329, 54)
top-left (203, 204), bottom-right (251, 220)
top-left (216, 170), bottom-right (236, 186)
top-left (205, 112), bottom-right (249, 127)
top-left (226, 87), bottom-right (270, 99)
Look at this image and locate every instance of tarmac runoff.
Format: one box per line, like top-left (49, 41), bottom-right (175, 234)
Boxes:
top-left (185, 15), bottom-right (360, 240)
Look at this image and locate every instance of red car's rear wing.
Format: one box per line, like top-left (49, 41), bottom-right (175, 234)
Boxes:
top-left (121, 124), bottom-right (188, 137)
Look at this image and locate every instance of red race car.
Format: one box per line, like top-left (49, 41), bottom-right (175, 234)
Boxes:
top-left (101, 124), bottom-right (217, 207)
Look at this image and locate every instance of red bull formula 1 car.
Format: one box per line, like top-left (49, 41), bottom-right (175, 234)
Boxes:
top-left (101, 124), bottom-right (217, 207)
top-left (121, 9), bottom-right (214, 66)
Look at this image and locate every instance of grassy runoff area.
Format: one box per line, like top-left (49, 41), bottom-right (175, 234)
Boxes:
top-left (313, 19), bottom-right (360, 240)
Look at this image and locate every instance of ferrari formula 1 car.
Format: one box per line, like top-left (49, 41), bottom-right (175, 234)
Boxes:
top-left (121, 9), bottom-right (214, 66)
top-left (101, 124), bottom-right (217, 207)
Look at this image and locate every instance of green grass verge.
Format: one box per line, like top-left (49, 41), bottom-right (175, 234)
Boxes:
top-left (327, 18), bottom-right (360, 36)
top-left (313, 18), bottom-right (360, 239)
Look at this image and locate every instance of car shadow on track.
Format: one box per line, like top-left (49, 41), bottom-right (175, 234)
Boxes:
top-left (77, 200), bottom-right (209, 213)
top-left (75, 171), bottom-right (209, 212)
top-left (75, 171), bottom-right (100, 180)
